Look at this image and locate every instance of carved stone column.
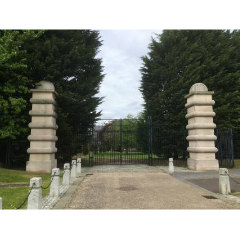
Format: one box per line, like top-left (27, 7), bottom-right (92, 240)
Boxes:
top-left (185, 83), bottom-right (219, 171)
top-left (26, 81), bottom-right (58, 173)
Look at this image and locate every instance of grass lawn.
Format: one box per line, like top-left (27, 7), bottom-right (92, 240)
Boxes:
top-left (81, 152), bottom-right (158, 159)
top-left (0, 168), bottom-right (53, 209)
top-left (234, 160), bottom-right (240, 169)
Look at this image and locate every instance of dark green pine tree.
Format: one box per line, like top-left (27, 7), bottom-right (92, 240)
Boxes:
top-left (24, 30), bottom-right (104, 162)
top-left (140, 30), bottom-right (240, 158)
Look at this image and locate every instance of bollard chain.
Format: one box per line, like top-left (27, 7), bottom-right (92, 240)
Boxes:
top-left (16, 170), bottom-right (63, 209)
top-left (16, 183), bottom-right (36, 210)
top-left (227, 173), bottom-right (240, 184)
top-left (41, 172), bottom-right (57, 190)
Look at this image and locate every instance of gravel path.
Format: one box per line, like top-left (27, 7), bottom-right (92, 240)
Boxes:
top-left (66, 166), bottom-right (240, 209)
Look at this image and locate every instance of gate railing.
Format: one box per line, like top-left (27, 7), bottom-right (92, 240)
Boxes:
top-left (215, 129), bottom-right (234, 168)
top-left (89, 118), bottom-right (149, 165)
top-left (1, 122), bottom-right (238, 169)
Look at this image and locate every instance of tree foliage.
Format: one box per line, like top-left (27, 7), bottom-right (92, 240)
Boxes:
top-left (25, 30), bottom-right (104, 162)
top-left (140, 30), bottom-right (240, 157)
top-left (24, 30), bottom-right (103, 132)
top-left (0, 30), bottom-right (104, 166)
top-left (0, 30), bottom-right (43, 139)
top-left (141, 30), bottom-right (240, 129)
top-left (95, 114), bottom-right (145, 152)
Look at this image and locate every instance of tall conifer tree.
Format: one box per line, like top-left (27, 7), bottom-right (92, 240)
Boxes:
top-left (0, 30), bottom-right (104, 166)
top-left (140, 30), bottom-right (240, 157)
top-left (24, 30), bottom-right (104, 162)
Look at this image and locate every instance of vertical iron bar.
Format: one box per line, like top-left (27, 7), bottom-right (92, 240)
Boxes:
top-left (109, 129), bottom-right (111, 165)
top-left (147, 116), bottom-right (150, 165)
top-left (129, 128), bottom-right (132, 164)
top-left (230, 129), bottom-right (234, 168)
top-left (150, 116), bottom-right (153, 165)
top-left (148, 116), bottom-right (153, 166)
top-left (88, 131), bottom-right (90, 166)
top-left (120, 119), bottom-right (123, 165)
top-left (113, 127), bottom-right (115, 165)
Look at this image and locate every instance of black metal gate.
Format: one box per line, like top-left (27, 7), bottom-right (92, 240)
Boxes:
top-left (79, 117), bottom-right (188, 166)
top-left (215, 129), bottom-right (234, 168)
top-left (89, 118), bottom-right (150, 165)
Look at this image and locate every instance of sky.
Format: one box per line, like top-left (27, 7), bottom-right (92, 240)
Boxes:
top-left (96, 30), bottom-right (162, 119)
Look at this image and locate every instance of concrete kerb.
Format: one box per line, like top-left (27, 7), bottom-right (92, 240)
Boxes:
top-left (53, 175), bottom-right (85, 209)
top-left (41, 166), bottom-right (80, 209)
top-left (0, 197), bottom-right (2, 209)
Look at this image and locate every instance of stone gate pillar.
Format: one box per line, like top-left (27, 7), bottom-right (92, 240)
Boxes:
top-left (185, 83), bottom-right (219, 171)
top-left (26, 81), bottom-right (58, 173)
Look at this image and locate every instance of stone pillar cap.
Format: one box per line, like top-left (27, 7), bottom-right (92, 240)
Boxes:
top-left (72, 160), bottom-right (77, 165)
top-left (77, 158), bottom-right (81, 163)
top-left (52, 168), bottom-right (60, 175)
top-left (37, 81), bottom-right (55, 91)
top-left (185, 83), bottom-right (214, 98)
top-left (190, 83), bottom-right (208, 93)
top-left (64, 163), bottom-right (70, 169)
top-left (31, 80), bottom-right (58, 95)
top-left (30, 177), bottom-right (42, 187)
top-left (169, 158), bottom-right (173, 162)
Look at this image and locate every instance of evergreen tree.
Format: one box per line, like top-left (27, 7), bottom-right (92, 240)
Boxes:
top-left (0, 30), bottom-right (104, 166)
top-left (140, 30), bottom-right (240, 158)
top-left (24, 30), bottom-right (104, 162)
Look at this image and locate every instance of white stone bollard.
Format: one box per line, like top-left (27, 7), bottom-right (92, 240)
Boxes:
top-left (219, 168), bottom-right (231, 195)
top-left (77, 158), bottom-right (82, 177)
top-left (27, 177), bottom-right (42, 209)
top-left (0, 197), bottom-right (2, 209)
top-left (50, 168), bottom-right (60, 197)
top-left (63, 163), bottom-right (71, 186)
top-left (169, 158), bottom-right (174, 174)
top-left (71, 160), bottom-right (77, 178)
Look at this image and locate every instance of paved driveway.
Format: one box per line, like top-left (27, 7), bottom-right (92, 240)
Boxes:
top-left (66, 166), bottom-right (240, 209)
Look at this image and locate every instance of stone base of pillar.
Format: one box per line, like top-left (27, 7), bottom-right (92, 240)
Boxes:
top-left (187, 158), bottom-right (219, 171)
top-left (26, 159), bottom-right (57, 173)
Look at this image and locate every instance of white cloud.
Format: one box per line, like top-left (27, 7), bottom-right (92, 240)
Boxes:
top-left (96, 30), bottom-right (162, 119)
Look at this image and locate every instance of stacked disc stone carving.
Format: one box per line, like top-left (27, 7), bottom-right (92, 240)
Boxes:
top-left (26, 81), bottom-right (58, 173)
top-left (185, 83), bottom-right (219, 171)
